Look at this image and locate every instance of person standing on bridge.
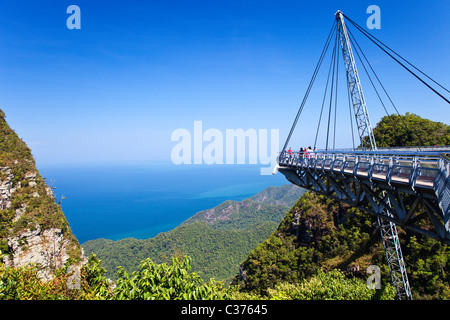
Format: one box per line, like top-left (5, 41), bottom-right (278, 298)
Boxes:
top-left (307, 146), bottom-right (313, 159)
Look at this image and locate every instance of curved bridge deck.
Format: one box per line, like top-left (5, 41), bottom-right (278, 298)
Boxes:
top-left (277, 148), bottom-right (450, 243)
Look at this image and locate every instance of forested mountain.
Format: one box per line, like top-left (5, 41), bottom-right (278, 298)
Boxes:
top-left (82, 184), bottom-right (305, 282)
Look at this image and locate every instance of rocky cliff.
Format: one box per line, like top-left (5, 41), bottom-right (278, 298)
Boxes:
top-left (0, 109), bottom-right (85, 280)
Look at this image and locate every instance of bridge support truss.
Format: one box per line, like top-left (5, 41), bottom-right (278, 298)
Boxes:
top-left (278, 151), bottom-right (450, 243)
top-left (277, 150), bottom-right (450, 299)
top-left (334, 11), bottom-right (411, 299)
top-left (377, 217), bottom-right (411, 299)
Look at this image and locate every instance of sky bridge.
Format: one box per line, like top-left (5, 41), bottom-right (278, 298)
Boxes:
top-left (273, 11), bottom-right (450, 300)
top-left (277, 148), bottom-right (450, 244)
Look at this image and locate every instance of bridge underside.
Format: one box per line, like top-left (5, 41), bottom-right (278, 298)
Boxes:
top-left (278, 151), bottom-right (450, 244)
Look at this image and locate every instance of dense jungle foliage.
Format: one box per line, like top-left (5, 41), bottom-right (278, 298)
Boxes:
top-left (0, 113), bottom-right (448, 300)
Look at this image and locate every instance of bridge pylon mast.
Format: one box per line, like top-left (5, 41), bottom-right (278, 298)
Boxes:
top-left (335, 11), bottom-right (412, 300)
top-left (335, 11), bottom-right (376, 151)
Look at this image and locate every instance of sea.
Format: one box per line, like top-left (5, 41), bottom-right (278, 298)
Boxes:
top-left (37, 163), bottom-right (287, 244)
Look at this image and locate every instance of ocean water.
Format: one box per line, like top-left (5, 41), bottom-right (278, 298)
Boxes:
top-left (38, 163), bottom-right (287, 243)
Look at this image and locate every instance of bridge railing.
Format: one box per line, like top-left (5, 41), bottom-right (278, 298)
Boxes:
top-left (278, 149), bottom-right (450, 190)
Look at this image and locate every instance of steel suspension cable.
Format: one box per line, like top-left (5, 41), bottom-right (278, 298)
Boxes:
top-left (347, 28), bottom-right (391, 117)
top-left (326, 31), bottom-right (338, 151)
top-left (314, 23), bottom-right (339, 150)
top-left (346, 26), bottom-right (401, 116)
top-left (333, 32), bottom-right (339, 150)
top-left (346, 22), bottom-right (422, 145)
top-left (282, 22), bottom-right (336, 152)
top-left (346, 79), bottom-right (356, 150)
top-left (329, 29), bottom-right (340, 151)
top-left (343, 14), bottom-right (450, 104)
top-left (345, 14), bottom-right (450, 95)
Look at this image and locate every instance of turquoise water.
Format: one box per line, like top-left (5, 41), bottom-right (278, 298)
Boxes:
top-left (38, 163), bottom-right (286, 243)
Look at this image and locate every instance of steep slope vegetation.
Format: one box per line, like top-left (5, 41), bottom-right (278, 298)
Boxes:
top-left (234, 113), bottom-right (450, 299)
top-left (234, 185), bottom-right (449, 299)
top-left (0, 109), bottom-right (84, 279)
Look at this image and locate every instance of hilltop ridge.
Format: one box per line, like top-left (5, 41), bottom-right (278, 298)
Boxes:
top-left (181, 184), bottom-right (303, 230)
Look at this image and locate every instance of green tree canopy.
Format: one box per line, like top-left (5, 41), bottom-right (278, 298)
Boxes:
top-left (364, 112), bottom-right (450, 147)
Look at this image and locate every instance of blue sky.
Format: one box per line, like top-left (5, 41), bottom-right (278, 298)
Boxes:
top-left (0, 0), bottom-right (448, 166)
